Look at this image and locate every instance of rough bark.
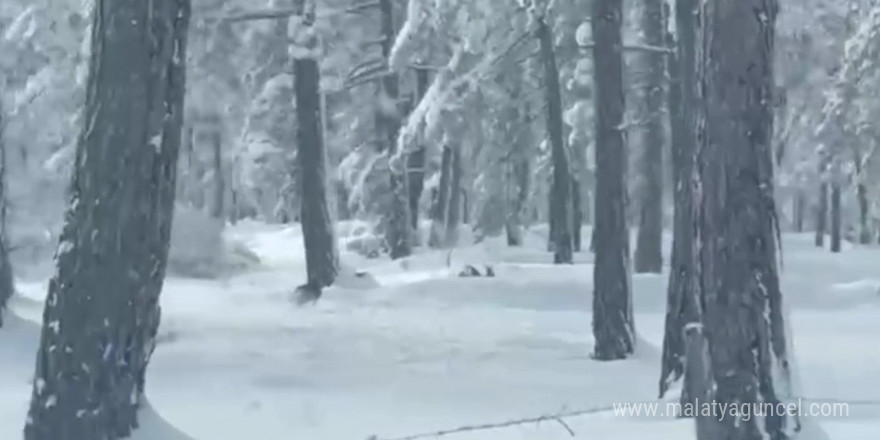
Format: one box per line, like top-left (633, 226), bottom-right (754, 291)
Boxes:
top-left (293, 0), bottom-right (339, 288)
top-left (24, 1), bottom-right (190, 438)
top-left (406, 69), bottom-right (430, 232)
top-left (693, 1), bottom-right (793, 438)
top-left (537, 16), bottom-right (574, 264)
top-left (591, 0), bottom-right (634, 360)
top-left (634, 0), bottom-right (666, 274)
top-left (428, 146), bottom-right (452, 248)
top-left (659, 0), bottom-right (697, 402)
top-left (0, 95), bottom-right (15, 328)
top-left (379, 0), bottom-right (412, 260)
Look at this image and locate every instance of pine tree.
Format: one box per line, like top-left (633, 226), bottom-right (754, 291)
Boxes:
top-left (0, 93), bottom-right (15, 328)
top-left (537, 15), bottom-right (574, 264)
top-left (693, 0), bottom-right (794, 437)
top-left (24, 0), bottom-right (191, 438)
top-left (633, 0), bottom-right (665, 274)
top-left (591, 0), bottom-right (635, 360)
top-left (659, 0), bottom-right (697, 403)
top-left (293, 0), bottom-right (340, 289)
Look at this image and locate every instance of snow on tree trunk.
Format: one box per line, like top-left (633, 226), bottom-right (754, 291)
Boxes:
top-left (659, 0), bottom-right (697, 403)
top-left (634, 0), bottom-right (665, 274)
top-left (591, 0), bottom-right (635, 360)
top-left (0, 94), bottom-right (14, 328)
top-left (445, 147), bottom-right (462, 247)
top-left (537, 16), bottom-right (573, 265)
top-left (293, 0), bottom-right (339, 289)
top-left (24, 1), bottom-right (190, 438)
top-left (429, 146), bottom-right (452, 248)
top-left (379, 0), bottom-right (412, 260)
top-left (406, 69), bottom-right (430, 233)
top-left (693, 0), bottom-right (794, 438)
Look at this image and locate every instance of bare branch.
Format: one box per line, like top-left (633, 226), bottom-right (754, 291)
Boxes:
top-left (579, 43), bottom-right (674, 54)
top-left (209, 1), bottom-right (379, 23)
top-left (368, 404), bottom-right (621, 440)
top-left (222, 9), bottom-right (297, 23)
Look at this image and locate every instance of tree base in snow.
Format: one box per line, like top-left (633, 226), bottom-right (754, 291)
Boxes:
top-left (293, 284), bottom-right (322, 306)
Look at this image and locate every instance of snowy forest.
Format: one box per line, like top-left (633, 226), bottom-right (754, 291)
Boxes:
top-left (0, 0), bottom-right (879, 439)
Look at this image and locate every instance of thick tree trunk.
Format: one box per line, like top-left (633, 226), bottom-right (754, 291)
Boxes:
top-left (591, 0), bottom-right (634, 360)
top-left (445, 147), bottom-right (462, 247)
top-left (24, 1), bottom-right (190, 438)
top-left (293, 1), bottom-right (339, 289)
top-left (379, 0), bottom-right (412, 260)
top-left (406, 69), bottom-right (430, 233)
top-left (815, 159), bottom-right (828, 247)
top-left (634, 0), bottom-right (666, 274)
top-left (659, 0), bottom-right (697, 403)
top-left (0, 96), bottom-right (15, 328)
top-left (694, 1), bottom-right (793, 439)
top-left (429, 146), bottom-right (452, 247)
top-left (537, 17), bottom-right (573, 264)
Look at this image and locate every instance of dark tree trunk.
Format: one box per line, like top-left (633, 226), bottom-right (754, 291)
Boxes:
top-left (830, 175), bottom-right (841, 253)
top-left (461, 189), bottom-right (469, 224)
top-left (293, 1), bottom-right (339, 289)
top-left (429, 146), bottom-right (452, 248)
top-left (379, 0), bottom-right (412, 260)
top-left (24, 1), bottom-right (190, 438)
top-left (506, 158), bottom-right (530, 247)
top-left (537, 16), bottom-right (573, 265)
top-left (694, 1), bottom-right (794, 439)
top-left (815, 158), bottom-right (828, 247)
top-left (0, 96), bottom-right (15, 328)
top-left (445, 148), bottom-right (462, 246)
top-left (793, 188), bottom-right (805, 233)
top-left (634, 0), bottom-right (666, 274)
top-left (856, 182), bottom-right (870, 244)
top-left (591, 0), bottom-right (634, 360)
top-left (209, 115), bottom-right (225, 220)
top-left (406, 69), bottom-right (430, 233)
top-left (572, 177), bottom-right (583, 252)
top-left (659, 0), bottom-right (697, 403)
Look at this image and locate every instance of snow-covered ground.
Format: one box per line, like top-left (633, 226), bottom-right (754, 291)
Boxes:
top-left (2, 222), bottom-right (879, 439)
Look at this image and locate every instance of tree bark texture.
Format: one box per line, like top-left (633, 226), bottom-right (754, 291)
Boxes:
top-left (537, 16), bottom-right (574, 264)
top-left (591, 0), bottom-right (635, 360)
top-left (693, 1), bottom-right (794, 438)
top-left (293, 0), bottom-right (339, 288)
top-left (24, 1), bottom-right (190, 438)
